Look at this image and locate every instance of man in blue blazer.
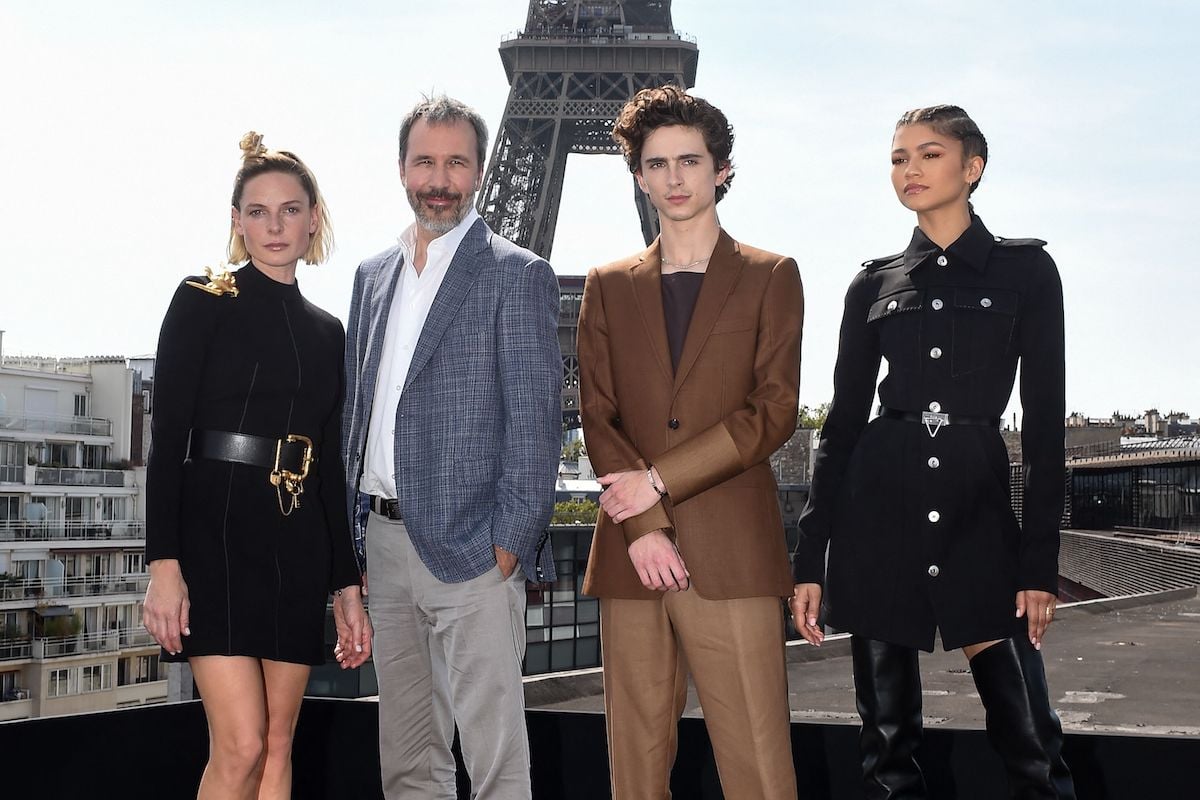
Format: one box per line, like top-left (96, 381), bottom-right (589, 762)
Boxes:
top-left (338, 95), bottom-right (560, 799)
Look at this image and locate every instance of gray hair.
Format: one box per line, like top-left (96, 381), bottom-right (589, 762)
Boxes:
top-left (398, 95), bottom-right (489, 169)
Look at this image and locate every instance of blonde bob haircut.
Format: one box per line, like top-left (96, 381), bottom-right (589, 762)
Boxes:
top-left (227, 131), bottom-right (334, 265)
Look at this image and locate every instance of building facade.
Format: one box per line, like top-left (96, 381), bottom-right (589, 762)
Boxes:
top-left (0, 349), bottom-right (161, 720)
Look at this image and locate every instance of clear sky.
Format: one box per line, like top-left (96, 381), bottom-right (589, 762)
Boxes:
top-left (0, 0), bottom-right (1195, 423)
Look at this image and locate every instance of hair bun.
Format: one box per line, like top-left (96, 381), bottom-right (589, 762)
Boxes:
top-left (239, 131), bottom-right (267, 161)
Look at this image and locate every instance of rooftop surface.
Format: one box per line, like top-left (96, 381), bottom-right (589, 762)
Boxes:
top-left (525, 587), bottom-right (1200, 738)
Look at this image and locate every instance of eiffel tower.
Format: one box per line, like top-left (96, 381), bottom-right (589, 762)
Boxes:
top-left (478, 1), bottom-right (699, 260)
top-left (478, 2), bottom-right (699, 428)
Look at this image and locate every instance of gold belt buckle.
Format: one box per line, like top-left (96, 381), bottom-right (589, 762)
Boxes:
top-left (921, 411), bottom-right (949, 438)
top-left (270, 434), bottom-right (314, 515)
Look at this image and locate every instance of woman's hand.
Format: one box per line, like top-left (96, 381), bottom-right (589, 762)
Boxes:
top-left (144, 559), bottom-right (190, 655)
top-left (333, 585), bottom-right (373, 669)
top-left (789, 583), bottom-right (825, 646)
top-left (1016, 589), bottom-right (1058, 650)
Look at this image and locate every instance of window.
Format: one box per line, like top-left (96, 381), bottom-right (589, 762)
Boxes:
top-left (118, 654), bottom-right (159, 686)
top-left (74, 394), bottom-right (89, 417)
top-left (82, 445), bottom-right (107, 469)
top-left (0, 611), bottom-right (22, 639)
top-left (1, 671), bottom-right (18, 700)
top-left (0, 443), bottom-right (24, 482)
top-left (0, 495), bottom-right (20, 521)
top-left (122, 552), bottom-right (143, 574)
top-left (80, 664), bottom-right (111, 692)
top-left (48, 668), bottom-right (73, 698)
top-left (103, 497), bottom-right (127, 521)
top-left (47, 443), bottom-right (76, 468)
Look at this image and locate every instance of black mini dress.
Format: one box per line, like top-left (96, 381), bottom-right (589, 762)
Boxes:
top-left (146, 263), bottom-right (360, 665)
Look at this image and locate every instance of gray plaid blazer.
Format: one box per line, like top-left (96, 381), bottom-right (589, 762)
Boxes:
top-left (341, 218), bottom-right (560, 584)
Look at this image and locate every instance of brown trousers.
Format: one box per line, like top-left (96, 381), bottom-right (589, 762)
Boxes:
top-left (600, 591), bottom-right (798, 800)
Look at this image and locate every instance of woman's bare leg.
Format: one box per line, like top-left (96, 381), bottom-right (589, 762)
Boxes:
top-left (190, 656), bottom-right (268, 800)
top-left (257, 659), bottom-right (312, 800)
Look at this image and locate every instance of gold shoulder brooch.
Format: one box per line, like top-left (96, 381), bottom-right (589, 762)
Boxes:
top-left (185, 266), bottom-right (240, 298)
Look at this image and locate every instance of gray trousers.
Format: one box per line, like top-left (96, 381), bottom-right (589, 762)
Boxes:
top-left (366, 512), bottom-right (532, 799)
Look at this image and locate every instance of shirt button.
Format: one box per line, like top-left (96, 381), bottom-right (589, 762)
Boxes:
top-left (668, 418), bottom-right (680, 429)
top-left (928, 401), bottom-right (942, 413)
top-left (886, 299), bottom-right (899, 312)
top-left (395, 385), bottom-right (402, 391)
top-left (936, 255), bottom-right (948, 267)
top-left (928, 456), bottom-right (941, 469)
top-left (929, 347), bottom-right (943, 359)
top-left (928, 510), bottom-right (941, 523)
top-left (928, 564), bottom-right (941, 577)
top-left (931, 298), bottom-right (944, 311)
top-left (980, 297), bottom-right (993, 308)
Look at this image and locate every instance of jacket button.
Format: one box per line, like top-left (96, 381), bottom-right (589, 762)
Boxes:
top-left (929, 347), bottom-right (943, 359)
top-left (886, 299), bottom-right (899, 312)
top-left (980, 297), bottom-right (993, 308)
top-left (928, 401), bottom-right (941, 413)
top-left (928, 564), bottom-right (941, 577)
top-left (668, 418), bottom-right (680, 429)
top-left (928, 456), bottom-right (940, 469)
top-left (936, 255), bottom-right (949, 266)
top-left (931, 298), bottom-right (944, 311)
top-left (927, 510), bottom-right (941, 523)
top-left (611, 416), bottom-right (622, 428)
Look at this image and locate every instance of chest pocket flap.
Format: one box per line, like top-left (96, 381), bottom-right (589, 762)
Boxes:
top-left (953, 288), bottom-right (1018, 315)
top-left (867, 288), bottom-right (923, 323)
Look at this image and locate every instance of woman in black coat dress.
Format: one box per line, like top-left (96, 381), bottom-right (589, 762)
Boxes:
top-left (143, 133), bottom-right (371, 799)
top-left (791, 106), bottom-right (1076, 799)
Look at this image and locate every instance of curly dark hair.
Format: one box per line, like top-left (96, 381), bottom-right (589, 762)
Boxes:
top-left (612, 85), bottom-right (735, 203)
top-left (896, 105), bottom-right (988, 195)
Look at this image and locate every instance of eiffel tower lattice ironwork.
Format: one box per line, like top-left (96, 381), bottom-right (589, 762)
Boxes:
top-left (479, 2), bottom-right (699, 428)
top-left (478, 1), bottom-right (699, 261)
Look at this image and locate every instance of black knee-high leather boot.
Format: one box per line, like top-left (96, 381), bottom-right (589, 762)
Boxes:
top-left (852, 636), bottom-right (929, 799)
top-left (969, 633), bottom-right (1077, 799)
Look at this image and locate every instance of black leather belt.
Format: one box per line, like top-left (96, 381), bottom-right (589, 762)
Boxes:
top-left (187, 429), bottom-right (314, 474)
top-left (369, 496), bottom-right (403, 521)
top-left (880, 406), bottom-right (1000, 432)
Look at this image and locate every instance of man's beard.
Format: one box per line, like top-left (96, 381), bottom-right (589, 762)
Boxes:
top-left (408, 188), bottom-right (475, 235)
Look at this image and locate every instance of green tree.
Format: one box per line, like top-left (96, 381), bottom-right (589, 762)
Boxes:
top-left (561, 439), bottom-right (586, 461)
top-left (551, 499), bottom-right (599, 525)
top-left (798, 402), bottom-right (831, 430)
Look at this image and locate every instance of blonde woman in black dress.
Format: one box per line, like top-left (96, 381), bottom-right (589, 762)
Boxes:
top-left (144, 133), bottom-right (371, 799)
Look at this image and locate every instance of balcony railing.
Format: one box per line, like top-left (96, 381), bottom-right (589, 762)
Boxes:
top-left (0, 572), bottom-right (149, 602)
top-left (34, 467), bottom-right (128, 487)
top-left (0, 413), bottom-right (112, 437)
top-left (32, 626), bottom-right (155, 659)
top-left (0, 519), bottom-right (145, 542)
top-left (0, 637), bottom-right (32, 661)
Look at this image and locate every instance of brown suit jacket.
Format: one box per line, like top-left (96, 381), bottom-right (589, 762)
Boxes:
top-left (578, 230), bottom-right (804, 600)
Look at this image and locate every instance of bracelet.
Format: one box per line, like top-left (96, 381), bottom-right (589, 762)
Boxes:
top-left (647, 467), bottom-right (667, 498)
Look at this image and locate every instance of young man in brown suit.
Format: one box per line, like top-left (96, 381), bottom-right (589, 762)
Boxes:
top-left (578, 85), bottom-right (804, 799)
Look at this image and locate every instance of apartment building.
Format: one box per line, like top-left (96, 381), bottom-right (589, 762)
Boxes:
top-left (0, 340), bottom-right (162, 720)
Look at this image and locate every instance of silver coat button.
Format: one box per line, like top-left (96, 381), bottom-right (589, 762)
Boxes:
top-left (928, 510), bottom-right (941, 523)
top-left (863, 260), bottom-right (874, 267)
top-left (928, 565), bottom-right (941, 577)
top-left (936, 255), bottom-right (949, 266)
top-left (928, 456), bottom-right (941, 469)
top-left (981, 297), bottom-right (993, 308)
top-left (930, 347), bottom-right (943, 359)
top-left (886, 299), bottom-right (899, 311)
top-left (931, 298), bottom-right (944, 311)
top-left (994, 235), bottom-right (1003, 242)
top-left (928, 401), bottom-right (941, 412)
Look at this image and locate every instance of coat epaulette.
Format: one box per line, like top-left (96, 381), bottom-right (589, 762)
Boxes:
top-left (992, 236), bottom-right (1047, 248)
top-left (860, 253), bottom-right (904, 271)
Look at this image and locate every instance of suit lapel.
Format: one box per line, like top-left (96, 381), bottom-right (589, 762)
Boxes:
top-left (672, 230), bottom-right (742, 394)
top-left (630, 239), bottom-right (674, 385)
top-left (402, 218), bottom-right (487, 394)
top-left (362, 248), bottom-right (406, 412)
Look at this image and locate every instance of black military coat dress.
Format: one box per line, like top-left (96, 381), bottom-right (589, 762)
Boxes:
top-left (146, 263), bottom-right (361, 665)
top-left (794, 215), bottom-right (1065, 652)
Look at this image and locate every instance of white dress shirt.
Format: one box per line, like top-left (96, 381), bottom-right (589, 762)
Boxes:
top-left (359, 208), bottom-right (480, 498)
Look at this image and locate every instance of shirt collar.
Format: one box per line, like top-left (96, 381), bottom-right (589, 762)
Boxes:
top-left (398, 207), bottom-right (481, 267)
top-left (903, 213), bottom-right (995, 275)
